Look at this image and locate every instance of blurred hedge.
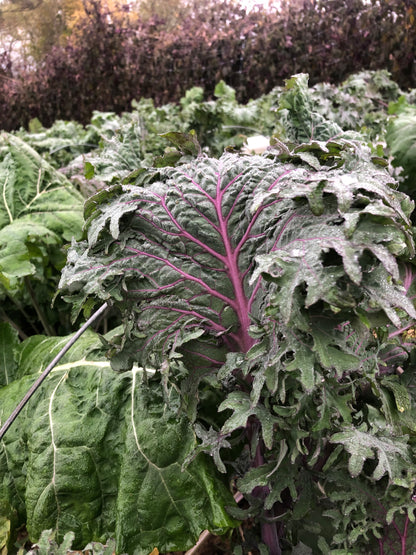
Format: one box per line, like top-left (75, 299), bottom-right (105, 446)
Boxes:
top-left (0, 0), bottom-right (414, 130)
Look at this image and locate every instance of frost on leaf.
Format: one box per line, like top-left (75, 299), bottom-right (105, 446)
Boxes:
top-left (60, 147), bottom-right (415, 377)
top-left (330, 427), bottom-right (411, 485)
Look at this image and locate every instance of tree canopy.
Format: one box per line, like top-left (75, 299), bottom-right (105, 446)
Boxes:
top-left (0, 0), bottom-right (85, 61)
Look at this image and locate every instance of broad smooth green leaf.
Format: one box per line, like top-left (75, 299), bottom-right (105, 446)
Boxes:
top-left (0, 330), bottom-right (236, 553)
top-left (0, 134), bottom-right (84, 235)
top-left (386, 105), bottom-right (416, 197)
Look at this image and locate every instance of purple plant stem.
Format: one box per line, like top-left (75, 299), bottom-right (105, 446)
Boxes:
top-left (252, 432), bottom-right (281, 555)
top-left (212, 171), bottom-right (256, 351)
top-left (378, 538), bottom-right (385, 555)
top-left (158, 195), bottom-right (226, 260)
top-left (130, 170), bottom-right (290, 355)
top-left (130, 167), bottom-right (288, 550)
top-left (142, 305), bottom-right (228, 334)
top-left (181, 349), bottom-right (225, 366)
top-left (124, 245), bottom-right (236, 306)
top-left (109, 168), bottom-right (286, 550)
top-left (403, 264), bottom-right (414, 293)
top-left (361, 487), bottom-right (410, 554)
top-left (130, 185), bottom-right (259, 347)
top-left (388, 322), bottom-right (416, 339)
top-left (401, 515), bottom-right (409, 555)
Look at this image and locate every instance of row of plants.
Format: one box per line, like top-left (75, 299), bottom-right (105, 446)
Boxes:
top-left (2, 69), bottom-right (414, 341)
top-left (0, 0), bottom-right (415, 130)
top-left (1, 70), bottom-right (416, 554)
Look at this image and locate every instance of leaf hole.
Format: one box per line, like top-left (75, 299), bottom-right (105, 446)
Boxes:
top-left (321, 248), bottom-right (343, 267)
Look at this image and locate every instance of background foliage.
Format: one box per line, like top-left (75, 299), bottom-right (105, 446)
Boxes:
top-left (0, 0), bottom-right (85, 62)
top-left (0, 0), bottom-right (414, 130)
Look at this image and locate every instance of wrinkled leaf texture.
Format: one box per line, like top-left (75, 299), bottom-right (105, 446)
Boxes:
top-left (61, 153), bottom-right (295, 371)
top-left (277, 74), bottom-right (344, 144)
top-left (60, 146), bottom-right (415, 378)
top-left (0, 325), bottom-right (236, 553)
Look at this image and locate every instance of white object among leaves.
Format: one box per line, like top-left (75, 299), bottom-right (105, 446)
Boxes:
top-left (242, 135), bottom-right (270, 154)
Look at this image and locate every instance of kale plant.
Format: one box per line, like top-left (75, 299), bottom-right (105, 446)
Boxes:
top-left (56, 134), bottom-right (416, 553)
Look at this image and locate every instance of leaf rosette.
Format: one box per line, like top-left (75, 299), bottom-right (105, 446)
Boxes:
top-left (61, 144), bottom-right (415, 372)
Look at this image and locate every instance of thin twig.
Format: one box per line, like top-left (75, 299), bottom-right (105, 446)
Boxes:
top-left (6, 293), bottom-right (40, 334)
top-left (0, 302), bottom-right (108, 441)
top-left (0, 307), bottom-right (28, 340)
